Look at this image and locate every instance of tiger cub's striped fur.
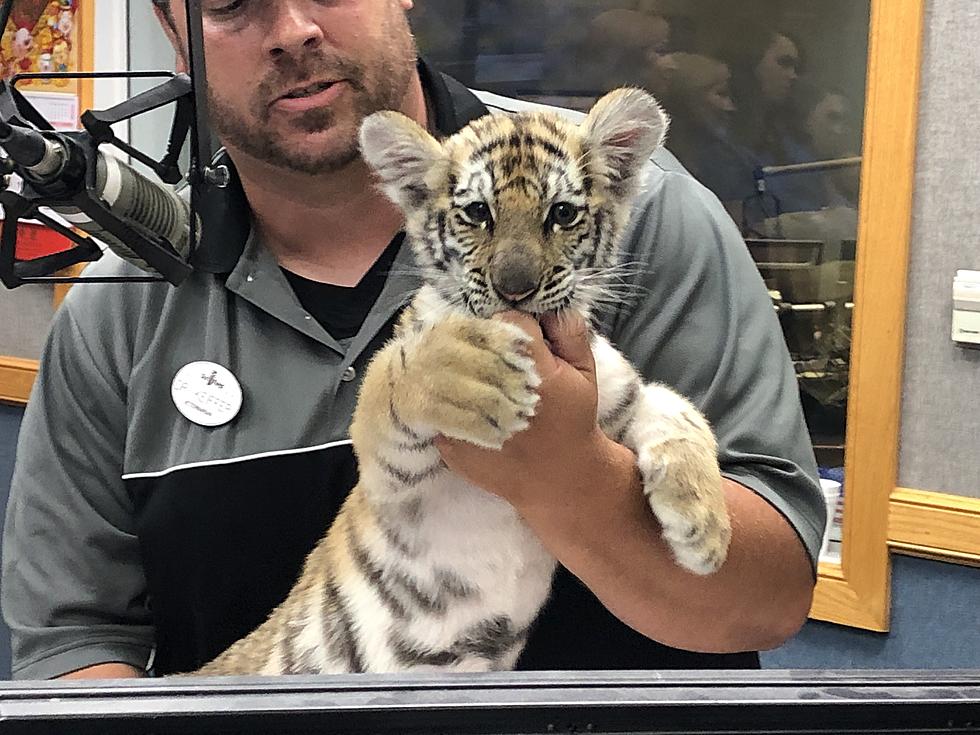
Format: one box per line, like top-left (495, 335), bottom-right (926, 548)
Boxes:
top-left (194, 88), bottom-right (730, 677)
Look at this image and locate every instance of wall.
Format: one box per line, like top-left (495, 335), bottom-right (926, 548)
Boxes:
top-left (93, 0), bottom-right (130, 127)
top-left (761, 555), bottom-right (980, 669)
top-left (127, 0), bottom-right (181, 167)
top-left (898, 0), bottom-right (980, 499)
top-left (0, 288), bottom-right (54, 360)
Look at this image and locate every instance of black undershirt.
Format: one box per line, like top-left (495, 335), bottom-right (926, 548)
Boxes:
top-left (282, 233), bottom-right (405, 341)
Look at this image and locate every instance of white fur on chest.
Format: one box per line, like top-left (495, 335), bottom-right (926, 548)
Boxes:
top-left (410, 476), bottom-right (554, 594)
top-left (351, 476), bottom-right (555, 671)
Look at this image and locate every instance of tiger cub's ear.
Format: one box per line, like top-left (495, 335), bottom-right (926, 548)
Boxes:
top-left (581, 87), bottom-right (669, 194)
top-left (359, 111), bottom-right (449, 211)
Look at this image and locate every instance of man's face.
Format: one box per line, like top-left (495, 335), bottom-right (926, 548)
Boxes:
top-left (163, 1), bottom-right (418, 175)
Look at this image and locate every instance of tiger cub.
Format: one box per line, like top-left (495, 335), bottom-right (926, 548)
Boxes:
top-left (194, 88), bottom-right (731, 676)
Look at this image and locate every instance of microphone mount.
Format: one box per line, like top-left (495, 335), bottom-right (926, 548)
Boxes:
top-left (0, 0), bottom-right (215, 288)
top-left (740, 156), bottom-right (863, 240)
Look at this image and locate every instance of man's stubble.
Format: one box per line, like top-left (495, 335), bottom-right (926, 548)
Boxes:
top-left (207, 8), bottom-right (417, 176)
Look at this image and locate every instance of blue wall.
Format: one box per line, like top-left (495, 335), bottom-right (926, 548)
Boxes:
top-left (0, 402), bottom-right (978, 678)
top-left (762, 555), bottom-right (980, 669)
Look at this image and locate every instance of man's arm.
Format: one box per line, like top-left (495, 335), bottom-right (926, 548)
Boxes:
top-left (60, 663), bottom-right (144, 679)
top-left (517, 424), bottom-right (813, 652)
top-left (563, 466), bottom-right (814, 652)
top-left (1, 279), bottom-right (155, 679)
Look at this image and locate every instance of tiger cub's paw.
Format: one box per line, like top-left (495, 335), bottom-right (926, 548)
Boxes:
top-left (394, 317), bottom-right (540, 449)
top-left (635, 401), bottom-right (732, 576)
top-left (642, 469), bottom-right (731, 576)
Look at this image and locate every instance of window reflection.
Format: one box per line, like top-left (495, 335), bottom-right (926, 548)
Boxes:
top-left (411, 1), bottom-right (870, 463)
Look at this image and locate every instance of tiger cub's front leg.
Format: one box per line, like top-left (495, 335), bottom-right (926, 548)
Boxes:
top-left (350, 309), bottom-right (542, 489)
top-left (592, 336), bottom-right (731, 575)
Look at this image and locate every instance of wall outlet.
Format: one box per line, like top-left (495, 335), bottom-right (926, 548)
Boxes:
top-left (952, 270), bottom-right (980, 347)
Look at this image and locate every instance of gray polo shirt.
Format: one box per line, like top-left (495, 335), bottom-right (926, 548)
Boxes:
top-left (1, 86), bottom-right (823, 680)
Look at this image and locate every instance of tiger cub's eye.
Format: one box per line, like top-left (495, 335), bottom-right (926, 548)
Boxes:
top-left (549, 202), bottom-right (581, 228)
top-left (462, 201), bottom-right (492, 226)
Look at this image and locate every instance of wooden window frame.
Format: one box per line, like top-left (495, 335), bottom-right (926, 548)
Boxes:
top-left (808, 0), bottom-right (928, 630)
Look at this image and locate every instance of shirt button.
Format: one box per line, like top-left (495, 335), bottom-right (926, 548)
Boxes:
top-left (341, 366), bottom-right (357, 383)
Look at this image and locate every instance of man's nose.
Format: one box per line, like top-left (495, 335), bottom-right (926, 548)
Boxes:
top-left (264, 5), bottom-right (324, 58)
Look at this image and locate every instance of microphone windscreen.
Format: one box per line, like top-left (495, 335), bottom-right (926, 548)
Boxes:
top-left (51, 152), bottom-right (198, 274)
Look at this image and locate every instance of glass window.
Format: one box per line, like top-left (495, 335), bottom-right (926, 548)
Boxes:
top-left (411, 0), bottom-right (871, 466)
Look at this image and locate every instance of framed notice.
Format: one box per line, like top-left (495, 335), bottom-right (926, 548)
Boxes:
top-left (2, 0), bottom-right (92, 113)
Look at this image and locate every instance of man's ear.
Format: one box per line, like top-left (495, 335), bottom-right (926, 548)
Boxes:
top-left (359, 111), bottom-right (449, 211)
top-left (582, 87), bottom-right (669, 194)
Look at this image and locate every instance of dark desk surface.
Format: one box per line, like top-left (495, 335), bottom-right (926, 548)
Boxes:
top-left (1, 669), bottom-right (978, 734)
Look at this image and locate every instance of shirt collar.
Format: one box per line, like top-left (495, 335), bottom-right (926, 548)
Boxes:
top-left (189, 58), bottom-right (489, 275)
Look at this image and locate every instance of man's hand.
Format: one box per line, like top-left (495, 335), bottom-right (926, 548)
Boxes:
top-left (434, 310), bottom-right (618, 512)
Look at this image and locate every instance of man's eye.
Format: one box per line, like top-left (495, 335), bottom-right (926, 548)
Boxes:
top-left (548, 202), bottom-right (582, 229)
top-left (461, 201), bottom-right (492, 227)
top-left (204, 0), bottom-right (246, 16)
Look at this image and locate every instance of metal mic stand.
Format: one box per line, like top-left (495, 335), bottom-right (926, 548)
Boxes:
top-left (740, 156), bottom-right (863, 239)
top-left (0, 0), bottom-right (215, 288)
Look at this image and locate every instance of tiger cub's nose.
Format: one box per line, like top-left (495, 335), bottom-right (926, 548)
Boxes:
top-left (490, 259), bottom-right (540, 304)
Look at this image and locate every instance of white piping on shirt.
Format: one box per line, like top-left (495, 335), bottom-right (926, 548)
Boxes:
top-left (120, 439), bottom-right (354, 480)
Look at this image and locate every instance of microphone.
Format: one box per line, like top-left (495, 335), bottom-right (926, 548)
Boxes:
top-left (0, 120), bottom-right (196, 276)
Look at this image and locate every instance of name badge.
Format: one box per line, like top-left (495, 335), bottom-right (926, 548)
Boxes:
top-left (171, 361), bottom-right (243, 427)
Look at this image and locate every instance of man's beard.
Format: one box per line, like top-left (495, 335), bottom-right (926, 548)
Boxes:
top-left (209, 21), bottom-right (416, 175)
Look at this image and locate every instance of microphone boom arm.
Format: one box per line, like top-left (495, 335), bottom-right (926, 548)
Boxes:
top-left (0, 0), bottom-right (216, 289)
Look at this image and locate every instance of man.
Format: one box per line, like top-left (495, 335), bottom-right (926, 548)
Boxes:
top-left (1, 1), bottom-right (823, 680)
